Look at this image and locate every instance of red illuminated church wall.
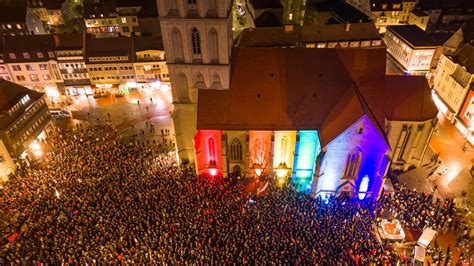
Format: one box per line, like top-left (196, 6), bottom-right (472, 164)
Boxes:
top-left (249, 131), bottom-right (272, 176)
top-left (194, 130), bottom-right (223, 176)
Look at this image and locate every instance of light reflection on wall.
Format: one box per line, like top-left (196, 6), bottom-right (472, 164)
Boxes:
top-left (292, 130), bottom-right (320, 190)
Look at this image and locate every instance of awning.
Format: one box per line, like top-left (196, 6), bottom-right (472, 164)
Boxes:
top-left (417, 227), bottom-right (437, 248)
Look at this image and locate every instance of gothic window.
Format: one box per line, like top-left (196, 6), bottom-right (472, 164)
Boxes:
top-left (280, 136), bottom-right (288, 164)
top-left (188, 0), bottom-right (197, 4)
top-left (208, 137), bottom-right (216, 163)
top-left (194, 72), bottom-right (205, 89)
top-left (209, 0), bottom-right (217, 9)
top-left (176, 72), bottom-right (190, 102)
top-left (230, 138), bottom-right (242, 161)
top-left (191, 27), bottom-right (201, 55)
top-left (208, 28), bottom-right (219, 63)
top-left (397, 125), bottom-right (412, 160)
top-left (343, 148), bottom-right (362, 179)
top-left (171, 28), bottom-right (184, 62)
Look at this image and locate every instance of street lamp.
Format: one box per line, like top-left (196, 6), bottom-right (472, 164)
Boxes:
top-left (276, 162), bottom-right (290, 179)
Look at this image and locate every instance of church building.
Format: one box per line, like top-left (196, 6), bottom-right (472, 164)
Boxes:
top-left (157, 1), bottom-right (438, 199)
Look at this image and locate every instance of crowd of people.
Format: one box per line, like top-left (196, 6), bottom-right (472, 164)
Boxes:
top-left (377, 184), bottom-right (456, 232)
top-left (0, 125), bottom-right (471, 264)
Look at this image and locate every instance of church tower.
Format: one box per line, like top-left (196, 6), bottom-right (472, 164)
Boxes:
top-left (157, 0), bottom-right (233, 165)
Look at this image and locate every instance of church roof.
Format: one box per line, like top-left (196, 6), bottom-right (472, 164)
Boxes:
top-left (197, 47), bottom-right (438, 148)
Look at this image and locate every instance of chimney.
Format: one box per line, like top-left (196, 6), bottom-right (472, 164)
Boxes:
top-left (284, 24), bottom-right (294, 32)
top-left (345, 22), bottom-right (351, 32)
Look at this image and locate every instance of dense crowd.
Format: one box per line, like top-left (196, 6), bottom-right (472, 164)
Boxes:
top-left (0, 125), bottom-right (471, 264)
top-left (377, 185), bottom-right (456, 231)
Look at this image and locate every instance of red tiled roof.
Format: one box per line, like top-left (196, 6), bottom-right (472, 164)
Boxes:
top-left (384, 75), bottom-right (438, 121)
top-left (197, 47), bottom-right (438, 147)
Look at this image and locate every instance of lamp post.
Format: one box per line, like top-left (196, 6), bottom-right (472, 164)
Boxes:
top-left (275, 162), bottom-right (290, 186)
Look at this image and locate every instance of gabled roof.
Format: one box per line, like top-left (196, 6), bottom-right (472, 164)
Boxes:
top-left (197, 47), bottom-right (387, 147)
top-left (197, 47), bottom-right (438, 148)
top-left (384, 75), bottom-right (438, 121)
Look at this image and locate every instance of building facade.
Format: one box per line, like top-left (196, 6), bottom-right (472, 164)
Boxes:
top-left (54, 34), bottom-right (92, 96)
top-left (132, 36), bottom-right (169, 90)
top-left (0, 6), bottom-right (45, 36)
top-left (345, 0), bottom-right (416, 33)
top-left (195, 47), bottom-right (437, 198)
top-left (85, 37), bottom-right (135, 94)
top-left (432, 44), bottom-right (474, 143)
top-left (235, 22), bottom-right (384, 48)
top-left (157, 0), bottom-right (233, 165)
top-left (385, 25), bottom-right (450, 74)
top-left (2, 35), bottom-right (64, 104)
top-left (28, 0), bottom-right (65, 26)
top-left (0, 80), bottom-right (52, 182)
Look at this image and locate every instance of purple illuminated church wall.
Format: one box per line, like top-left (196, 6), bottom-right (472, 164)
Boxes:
top-left (314, 115), bottom-right (390, 198)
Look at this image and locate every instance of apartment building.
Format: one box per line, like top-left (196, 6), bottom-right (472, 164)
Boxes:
top-left (432, 44), bottom-right (474, 143)
top-left (85, 37), bottom-right (135, 94)
top-left (0, 6), bottom-right (45, 36)
top-left (132, 36), bottom-right (169, 91)
top-left (0, 40), bottom-right (13, 82)
top-left (385, 25), bottom-right (451, 74)
top-left (0, 80), bottom-right (52, 181)
top-left (2, 35), bottom-right (64, 104)
top-left (28, 0), bottom-right (65, 26)
top-left (54, 33), bottom-right (92, 96)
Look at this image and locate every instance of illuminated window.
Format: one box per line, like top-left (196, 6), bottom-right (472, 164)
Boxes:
top-left (121, 17), bottom-right (127, 23)
top-left (26, 64), bottom-right (35, 71)
top-left (230, 138), bottom-right (242, 161)
top-left (208, 137), bottom-right (216, 163)
top-left (289, 13), bottom-right (293, 20)
top-left (37, 52), bottom-right (44, 58)
top-left (191, 27), bottom-right (201, 55)
top-left (29, 74), bottom-right (39, 81)
top-left (9, 53), bottom-right (16, 59)
top-left (343, 148), bottom-right (362, 179)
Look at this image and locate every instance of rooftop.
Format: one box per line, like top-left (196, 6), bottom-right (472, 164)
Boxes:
top-left (236, 23), bottom-right (381, 47)
top-left (387, 25), bottom-right (452, 47)
top-left (85, 36), bottom-right (133, 61)
top-left (2, 35), bottom-right (56, 62)
top-left (254, 10), bottom-right (282, 28)
top-left (0, 80), bottom-right (43, 130)
top-left (249, 0), bottom-right (283, 9)
top-left (451, 43), bottom-right (474, 73)
top-left (53, 33), bottom-right (84, 50)
top-left (310, 0), bottom-right (371, 24)
top-left (197, 47), bottom-right (437, 148)
top-left (0, 6), bottom-right (26, 23)
top-left (28, 0), bottom-right (62, 9)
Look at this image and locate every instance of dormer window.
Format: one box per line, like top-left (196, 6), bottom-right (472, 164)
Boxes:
top-left (37, 52), bottom-right (44, 58)
top-left (23, 52), bottom-right (30, 59)
top-left (9, 53), bottom-right (16, 59)
top-left (48, 52), bottom-right (55, 58)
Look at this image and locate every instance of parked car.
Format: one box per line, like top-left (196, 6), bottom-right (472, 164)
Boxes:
top-left (49, 108), bottom-right (70, 119)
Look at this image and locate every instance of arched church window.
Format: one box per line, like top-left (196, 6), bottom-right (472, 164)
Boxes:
top-left (230, 138), bottom-right (242, 161)
top-left (208, 28), bottom-right (219, 63)
top-left (176, 72), bottom-right (190, 102)
top-left (208, 137), bottom-right (216, 163)
top-left (191, 27), bottom-right (201, 55)
top-left (343, 148), bottom-right (362, 178)
top-left (171, 28), bottom-right (184, 62)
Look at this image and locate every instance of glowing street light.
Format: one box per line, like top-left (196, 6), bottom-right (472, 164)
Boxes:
top-left (275, 162), bottom-right (290, 179)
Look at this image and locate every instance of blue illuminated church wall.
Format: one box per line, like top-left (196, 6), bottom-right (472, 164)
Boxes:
top-left (314, 115), bottom-right (390, 198)
top-left (291, 130), bottom-right (320, 191)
